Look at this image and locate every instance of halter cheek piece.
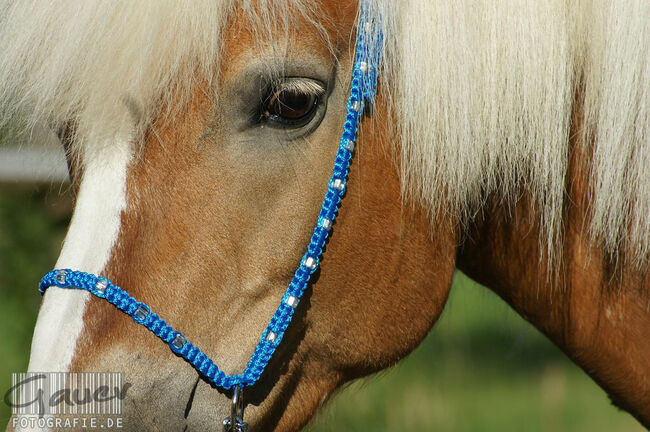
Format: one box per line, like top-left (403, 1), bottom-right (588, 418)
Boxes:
top-left (39, 2), bottom-right (382, 430)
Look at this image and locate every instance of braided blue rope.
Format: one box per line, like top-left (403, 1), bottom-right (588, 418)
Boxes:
top-left (39, 1), bottom-right (383, 392)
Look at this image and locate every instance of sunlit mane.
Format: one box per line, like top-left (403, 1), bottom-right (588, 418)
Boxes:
top-left (378, 1), bottom-right (650, 264)
top-left (0, 1), bottom-right (648, 262)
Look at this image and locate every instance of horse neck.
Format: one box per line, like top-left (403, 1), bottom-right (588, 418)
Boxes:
top-left (456, 113), bottom-right (650, 427)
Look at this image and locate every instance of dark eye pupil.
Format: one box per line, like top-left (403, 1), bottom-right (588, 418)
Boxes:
top-left (266, 88), bottom-right (317, 122)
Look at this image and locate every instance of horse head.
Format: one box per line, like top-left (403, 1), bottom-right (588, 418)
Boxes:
top-left (21, 3), bottom-right (455, 430)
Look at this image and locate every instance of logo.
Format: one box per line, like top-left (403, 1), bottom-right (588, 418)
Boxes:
top-left (5, 372), bottom-right (130, 416)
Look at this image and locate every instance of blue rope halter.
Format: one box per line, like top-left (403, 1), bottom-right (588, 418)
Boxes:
top-left (39, 1), bottom-right (383, 424)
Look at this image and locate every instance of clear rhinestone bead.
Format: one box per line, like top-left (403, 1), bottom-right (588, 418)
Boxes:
top-left (56, 270), bottom-right (67, 285)
top-left (266, 331), bottom-right (277, 343)
top-left (358, 61), bottom-right (369, 74)
top-left (94, 279), bottom-right (108, 295)
top-left (349, 100), bottom-right (362, 113)
top-left (303, 256), bottom-right (317, 270)
top-left (171, 333), bottom-right (187, 350)
top-left (285, 295), bottom-right (299, 309)
top-left (343, 140), bottom-right (355, 152)
top-left (331, 178), bottom-right (345, 192)
top-left (133, 304), bottom-right (150, 322)
top-left (320, 218), bottom-right (332, 231)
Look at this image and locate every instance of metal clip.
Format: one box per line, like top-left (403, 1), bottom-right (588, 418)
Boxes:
top-left (222, 386), bottom-right (248, 432)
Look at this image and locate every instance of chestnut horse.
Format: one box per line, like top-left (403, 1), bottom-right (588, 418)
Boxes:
top-left (1, 0), bottom-right (649, 430)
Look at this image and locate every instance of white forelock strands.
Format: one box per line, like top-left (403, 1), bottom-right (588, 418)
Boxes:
top-left (0, 0), bottom-right (648, 263)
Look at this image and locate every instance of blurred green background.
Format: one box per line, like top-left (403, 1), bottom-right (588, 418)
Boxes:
top-left (0, 183), bottom-right (644, 431)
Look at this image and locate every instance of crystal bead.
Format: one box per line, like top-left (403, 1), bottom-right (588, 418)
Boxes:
top-left (94, 279), bottom-right (108, 295)
top-left (331, 178), bottom-right (345, 192)
top-left (303, 256), bottom-right (317, 270)
top-left (171, 333), bottom-right (187, 351)
top-left (350, 100), bottom-right (362, 113)
top-left (358, 61), bottom-right (369, 74)
top-left (285, 295), bottom-right (299, 309)
top-left (56, 270), bottom-right (67, 285)
top-left (133, 304), bottom-right (150, 322)
top-left (320, 218), bottom-right (332, 231)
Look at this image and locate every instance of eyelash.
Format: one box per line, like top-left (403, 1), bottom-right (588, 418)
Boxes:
top-left (258, 80), bottom-right (324, 128)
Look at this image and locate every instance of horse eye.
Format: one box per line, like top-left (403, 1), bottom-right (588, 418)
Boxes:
top-left (262, 84), bottom-right (320, 127)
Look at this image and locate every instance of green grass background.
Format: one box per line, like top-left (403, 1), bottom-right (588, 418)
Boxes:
top-left (0, 184), bottom-right (644, 431)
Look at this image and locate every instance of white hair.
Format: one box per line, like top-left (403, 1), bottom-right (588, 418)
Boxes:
top-left (377, 0), bottom-right (650, 263)
top-left (0, 0), bottom-right (236, 147)
top-left (0, 1), bottom-right (648, 262)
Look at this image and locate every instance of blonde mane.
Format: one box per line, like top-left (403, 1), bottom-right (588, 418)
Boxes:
top-left (378, 0), bottom-right (650, 264)
top-left (0, 1), bottom-right (648, 261)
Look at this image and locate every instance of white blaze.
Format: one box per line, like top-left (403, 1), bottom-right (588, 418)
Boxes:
top-left (27, 135), bottom-right (133, 374)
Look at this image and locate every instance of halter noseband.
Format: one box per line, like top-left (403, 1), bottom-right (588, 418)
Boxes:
top-left (39, 2), bottom-right (382, 430)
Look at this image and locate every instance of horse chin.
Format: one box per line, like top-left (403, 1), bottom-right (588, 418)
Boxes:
top-left (63, 345), bottom-right (222, 431)
top-left (110, 357), bottom-right (321, 432)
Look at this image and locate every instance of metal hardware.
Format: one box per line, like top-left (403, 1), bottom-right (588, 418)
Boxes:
top-left (223, 386), bottom-right (248, 432)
